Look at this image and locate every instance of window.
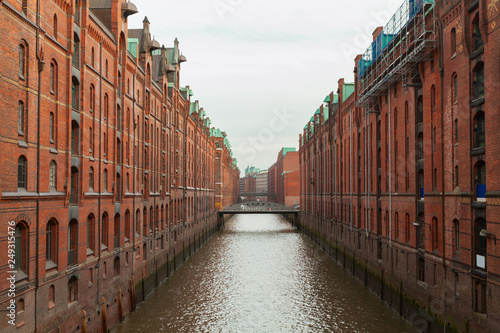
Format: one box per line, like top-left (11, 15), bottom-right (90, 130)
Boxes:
top-left (102, 213), bottom-right (109, 249)
top-left (452, 74), bottom-right (458, 104)
top-left (68, 276), bottom-right (78, 303)
top-left (105, 59), bottom-right (108, 78)
top-left (455, 165), bottom-right (459, 188)
top-left (49, 285), bottom-right (55, 309)
top-left (18, 101), bottom-right (25, 136)
top-left (453, 219), bottom-right (460, 254)
top-left (472, 14), bottom-right (483, 52)
top-left (15, 222), bottom-right (29, 278)
top-left (136, 209), bottom-right (141, 236)
top-left (71, 77), bottom-right (79, 110)
top-left (474, 218), bottom-right (487, 269)
top-left (473, 63), bottom-right (484, 100)
top-left (89, 127), bottom-right (93, 153)
top-left (475, 161), bottom-right (486, 202)
top-left (72, 34), bottom-right (80, 68)
top-left (454, 119), bottom-right (458, 143)
top-left (431, 86), bottom-right (436, 112)
top-left (87, 214), bottom-right (95, 253)
top-left (417, 213), bottom-right (425, 249)
top-left (416, 96), bottom-right (423, 124)
top-left (474, 280), bottom-right (487, 314)
top-left (126, 173), bottom-right (129, 192)
top-left (50, 62), bottom-right (56, 94)
top-left (418, 258), bottom-right (425, 282)
top-left (70, 167), bottom-right (78, 204)
top-left (46, 219), bottom-right (58, 266)
top-left (18, 156), bottom-right (27, 189)
top-left (417, 133), bottom-right (424, 160)
top-left (49, 161), bottom-right (56, 189)
top-left (451, 28), bottom-right (456, 56)
top-left (19, 44), bottom-right (26, 79)
top-left (114, 214), bottom-right (120, 248)
top-left (103, 169), bottom-right (108, 192)
top-left (125, 210), bottom-right (131, 241)
top-left (91, 47), bottom-right (95, 67)
top-left (68, 219), bottom-right (78, 266)
top-left (473, 112), bottom-right (485, 148)
top-left (114, 257), bottom-right (120, 276)
top-left (53, 14), bottom-right (58, 39)
top-left (104, 94), bottom-right (109, 122)
top-left (90, 85), bottom-right (95, 113)
top-left (89, 167), bottom-right (94, 192)
top-left (395, 212), bottom-right (399, 240)
top-left (50, 112), bottom-right (55, 143)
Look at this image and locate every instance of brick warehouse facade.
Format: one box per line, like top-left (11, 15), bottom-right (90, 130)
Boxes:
top-left (299, 0), bottom-right (499, 332)
top-left (0, 0), bottom-right (239, 332)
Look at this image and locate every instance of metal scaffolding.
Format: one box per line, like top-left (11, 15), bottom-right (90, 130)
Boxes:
top-left (357, 0), bottom-right (437, 107)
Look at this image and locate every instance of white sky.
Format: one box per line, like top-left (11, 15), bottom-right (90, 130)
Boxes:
top-left (129, 0), bottom-right (402, 174)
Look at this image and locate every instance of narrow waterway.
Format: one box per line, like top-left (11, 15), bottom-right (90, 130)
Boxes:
top-left (113, 214), bottom-right (416, 332)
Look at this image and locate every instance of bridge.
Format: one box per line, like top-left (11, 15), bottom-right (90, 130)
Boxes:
top-left (217, 201), bottom-right (300, 228)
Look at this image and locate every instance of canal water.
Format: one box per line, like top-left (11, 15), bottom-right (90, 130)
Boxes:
top-left (113, 214), bottom-right (416, 332)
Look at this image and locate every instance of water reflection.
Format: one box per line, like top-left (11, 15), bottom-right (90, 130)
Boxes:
top-left (113, 214), bottom-right (416, 332)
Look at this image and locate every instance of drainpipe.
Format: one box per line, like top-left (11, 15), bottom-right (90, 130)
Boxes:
top-left (388, 89), bottom-right (392, 247)
top-left (97, 41), bottom-right (103, 311)
top-left (35, 0), bottom-right (44, 329)
top-left (350, 107), bottom-right (353, 231)
top-left (365, 107), bottom-right (368, 237)
top-left (132, 71), bottom-right (136, 276)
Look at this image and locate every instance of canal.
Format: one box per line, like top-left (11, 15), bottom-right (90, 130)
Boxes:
top-left (113, 214), bottom-right (416, 332)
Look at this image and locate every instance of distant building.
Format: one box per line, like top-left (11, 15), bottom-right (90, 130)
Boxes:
top-left (267, 163), bottom-right (277, 203)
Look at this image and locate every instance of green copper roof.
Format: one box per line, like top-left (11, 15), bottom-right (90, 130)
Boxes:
top-left (190, 101), bottom-right (199, 115)
top-left (314, 109), bottom-right (320, 115)
top-left (343, 83), bottom-right (355, 101)
top-left (323, 95), bottom-right (331, 103)
top-left (309, 116), bottom-right (314, 122)
top-left (282, 147), bottom-right (296, 158)
top-left (211, 128), bottom-right (224, 138)
top-left (333, 94), bottom-right (339, 103)
top-left (322, 106), bottom-right (329, 124)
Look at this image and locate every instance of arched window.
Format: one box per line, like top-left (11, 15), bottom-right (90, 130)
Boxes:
top-left (90, 84), bottom-right (95, 112)
top-left (53, 14), bottom-right (58, 39)
top-left (19, 43), bottom-right (26, 78)
top-left (114, 214), bottom-right (120, 248)
top-left (102, 213), bottom-right (109, 249)
top-left (472, 14), bottom-right (483, 52)
top-left (126, 173), bottom-right (129, 192)
top-left (416, 95), bottom-right (423, 124)
top-left (18, 156), bottom-right (27, 189)
top-left (473, 112), bottom-right (485, 148)
top-left (71, 77), bottom-right (80, 110)
top-left (70, 167), bottom-right (78, 204)
top-left (136, 209), bottom-right (141, 236)
top-left (15, 222), bottom-right (29, 278)
top-left (46, 219), bottom-right (58, 266)
top-left (451, 28), bottom-right (456, 55)
top-left (49, 161), bottom-right (56, 189)
top-left (50, 62), bottom-right (56, 94)
top-left (452, 73), bottom-right (458, 104)
top-left (475, 161), bottom-right (486, 202)
top-left (114, 257), bottom-right (120, 276)
top-left (68, 219), bottom-right (78, 266)
top-left (18, 101), bottom-right (25, 136)
top-left (68, 276), bottom-right (78, 303)
top-left (105, 59), bottom-right (108, 78)
top-left (87, 214), bottom-right (95, 253)
top-left (72, 33), bottom-right (80, 68)
top-left (417, 133), bottom-right (424, 160)
top-left (50, 112), bottom-right (55, 143)
top-left (49, 285), bottom-right (55, 309)
top-left (472, 62), bottom-right (484, 100)
top-left (431, 85), bottom-right (436, 112)
top-left (89, 166), bottom-right (94, 192)
top-left (104, 93), bottom-right (109, 123)
top-left (395, 212), bottom-right (399, 240)
top-left (125, 210), bottom-right (131, 241)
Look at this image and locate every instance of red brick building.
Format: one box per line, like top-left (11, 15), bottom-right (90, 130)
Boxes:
top-left (267, 163), bottom-right (277, 203)
top-left (0, 1), bottom-right (239, 332)
top-left (300, 0), bottom-right (500, 331)
top-left (273, 148), bottom-right (300, 207)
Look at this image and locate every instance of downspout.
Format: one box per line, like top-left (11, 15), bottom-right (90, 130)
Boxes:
top-left (389, 89), bottom-right (392, 246)
top-left (132, 71), bottom-right (136, 274)
top-left (350, 107), bottom-right (353, 231)
top-left (35, 0), bottom-right (44, 328)
top-left (438, 18), bottom-right (447, 319)
top-left (365, 107), bottom-right (368, 237)
top-left (97, 41), bottom-right (103, 309)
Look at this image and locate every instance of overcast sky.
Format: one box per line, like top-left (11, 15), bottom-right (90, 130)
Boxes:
top-left (129, 0), bottom-right (400, 174)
